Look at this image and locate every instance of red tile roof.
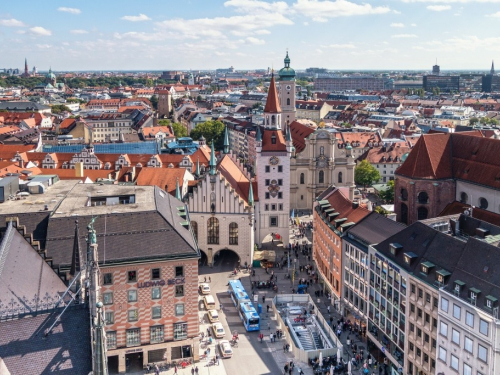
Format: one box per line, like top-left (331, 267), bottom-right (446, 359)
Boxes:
top-left (261, 130), bottom-right (287, 152)
top-left (136, 167), bottom-right (187, 194)
top-left (217, 155), bottom-right (255, 205)
top-left (59, 118), bottom-right (76, 130)
top-left (264, 75), bottom-right (281, 113)
top-left (290, 121), bottom-right (315, 154)
top-left (323, 188), bottom-right (370, 226)
top-left (439, 201), bottom-right (500, 227)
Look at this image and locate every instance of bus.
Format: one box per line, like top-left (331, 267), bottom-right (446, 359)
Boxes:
top-left (238, 301), bottom-right (260, 331)
top-left (228, 280), bottom-right (250, 308)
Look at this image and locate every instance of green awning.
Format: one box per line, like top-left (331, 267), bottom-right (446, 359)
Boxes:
top-left (470, 287), bottom-right (481, 294)
top-left (486, 295), bottom-right (498, 302)
top-left (421, 261), bottom-right (435, 268)
top-left (436, 269), bottom-right (451, 277)
top-left (404, 252), bottom-right (418, 258)
top-left (455, 280), bottom-right (466, 286)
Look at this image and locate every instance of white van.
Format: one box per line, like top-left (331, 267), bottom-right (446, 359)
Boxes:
top-left (203, 295), bottom-right (216, 310)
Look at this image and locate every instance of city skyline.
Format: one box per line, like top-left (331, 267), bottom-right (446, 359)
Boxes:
top-left (1, 0), bottom-right (500, 71)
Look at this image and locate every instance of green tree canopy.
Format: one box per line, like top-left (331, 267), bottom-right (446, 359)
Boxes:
top-left (190, 120), bottom-right (225, 150)
top-left (379, 180), bottom-right (395, 203)
top-left (158, 119), bottom-right (187, 138)
top-left (51, 105), bottom-right (72, 114)
top-left (355, 160), bottom-right (381, 188)
top-left (149, 95), bottom-right (158, 110)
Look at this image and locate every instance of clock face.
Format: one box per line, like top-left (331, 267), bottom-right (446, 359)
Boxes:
top-left (286, 85), bottom-right (292, 91)
top-left (269, 156), bottom-right (279, 165)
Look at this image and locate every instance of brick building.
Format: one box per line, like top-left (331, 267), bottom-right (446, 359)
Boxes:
top-left (395, 131), bottom-right (500, 224)
top-left (313, 187), bottom-right (369, 308)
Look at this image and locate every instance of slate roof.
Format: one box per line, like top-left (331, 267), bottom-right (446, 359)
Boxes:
top-left (45, 185), bottom-right (198, 269)
top-left (346, 212), bottom-right (405, 249)
top-left (0, 101), bottom-right (50, 111)
top-left (0, 306), bottom-right (92, 375)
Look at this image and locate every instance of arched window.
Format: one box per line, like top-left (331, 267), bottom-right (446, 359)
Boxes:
top-left (417, 206), bottom-right (428, 220)
top-left (300, 173), bottom-right (305, 184)
top-left (320, 146), bottom-right (324, 155)
top-left (401, 203), bottom-right (408, 224)
top-left (319, 171), bottom-right (324, 184)
top-left (338, 172), bottom-right (343, 184)
top-left (417, 191), bottom-right (429, 204)
top-left (400, 188), bottom-right (408, 201)
top-left (479, 197), bottom-right (489, 209)
top-left (286, 98), bottom-right (290, 106)
top-left (207, 217), bottom-right (219, 244)
top-left (460, 192), bottom-right (468, 204)
top-left (271, 115), bottom-right (276, 125)
top-left (191, 221), bottom-right (198, 242)
top-left (229, 222), bottom-right (238, 245)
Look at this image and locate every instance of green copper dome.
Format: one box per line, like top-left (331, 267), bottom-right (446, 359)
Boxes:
top-left (278, 52), bottom-right (295, 81)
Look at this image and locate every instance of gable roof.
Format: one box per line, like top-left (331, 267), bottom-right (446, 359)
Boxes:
top-left (217, 154), bottom-right (255, 205)
top-left (261, 129), bottom-right (287, 152)
top-left (136, 167), bottom-right (187, 194)
top-left (290, 121), bottom-right (315, 154)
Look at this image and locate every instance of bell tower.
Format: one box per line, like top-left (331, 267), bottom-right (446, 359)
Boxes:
top-left (278, 51), bottom-right (296, 125)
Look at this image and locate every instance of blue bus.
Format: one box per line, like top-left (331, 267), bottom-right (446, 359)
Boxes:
top-left (238, 301), bottom-right (260, 331)
top-left (228, 280), bottom-right (250, 308)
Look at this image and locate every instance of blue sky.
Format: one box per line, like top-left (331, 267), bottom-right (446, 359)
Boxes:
top-left (1, 0), bottom-right (499, 71)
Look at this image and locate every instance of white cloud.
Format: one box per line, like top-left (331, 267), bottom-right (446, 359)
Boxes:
top-left (411, 23), bottom-right (417, 26)
top-left (486, 11), bottom-right (500, 16)
top-left (303, 21), bottom-right (309, 25)
top-left (0, 18), bottom-right (26, 27)
top-left (328, 43), bottom-right (356, 49)
top-left (246, 36), bottom-right (265, 45)
top-left (391, 23), bottom-right (405, 27)
top-left (58, 7), bottom-right (81, 14)
top-left (30, 26), bottom-right (52, 36)
top-left (225, 0), bottom-right (289, 14)
top-left (393, 10), bottom-right (402, 14)
top-left (255, 29), bottom-right (271, 34)
top-left (121, 14), bottom-right (151, 22)
top-left (36, 44), bottom-right (52, 49)
top-left (70, 29), bottom-right (89, 34)
top-left (292, 0), bottom-right (391, 21)
top-left (427, 5), bottom-right (451, 10)
top-left (114, 31), bottom-right (163, 41)
top-left (392, 34), bottom-right (417, 38)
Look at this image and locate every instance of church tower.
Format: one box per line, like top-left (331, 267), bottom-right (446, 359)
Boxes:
top-left (278, 51), bottom-right (296, 125)
top-left (255, 73), bottom-right (292, 247)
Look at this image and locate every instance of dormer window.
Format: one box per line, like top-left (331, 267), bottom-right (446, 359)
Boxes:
top-left (422, 265), bottom-right (428, 274)
top-left (404, 252), bottom-right (417, 265)
top-left (486, 295), bottom-right (497, 309)
top-left (470, 288), bottom-right (480, 301)
top-left (390, 243), bottom-right (403, 256)
top-left (421, 261), bottom-right (435, 275)
top-left (438, 274), bottom-right (444, 283)
top-left (454, 280), bottom-right (465, 293)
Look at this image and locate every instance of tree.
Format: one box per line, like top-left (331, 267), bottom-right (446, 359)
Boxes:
top-left (171, 122), bottom-right (188, 138)
top-left (374, 206), bottom-right (390, 216)
top-left (150, 95), bottom-right (158, 110)
top-left (469, 117), bottom-right (479, 126)
top-left (51, 105), bottom-right (72, 114)
top-left (379, 180), bottom-right (395, 203)
top-left (197, 95), bottom-right (203, 101)
top-left (355, 160), bottom-right (381, 189)
top-left (252, 102), bottom-right (263, 109)
top-left (190, 120), bottom-right (225, 149)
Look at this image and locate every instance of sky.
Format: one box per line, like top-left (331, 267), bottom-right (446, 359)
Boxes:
top-left (1, 0), bottom-right (500, 71)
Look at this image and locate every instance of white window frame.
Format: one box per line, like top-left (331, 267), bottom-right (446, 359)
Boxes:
top-left (441, 297), bottom-right (449, 312)
top-left (465, 311), bottom-right (474, 327)
top-left (464, 336), bottom-right (473, 353)
top-left (453, 304), bottom-right (461, 320)
top-left (480, 319), bottom-right (489, 336)
top-left (463, 363), bottom-right (472, 375)
top-left (438, 346), bottom-right (447, 362)
top-left (478, 344), bottom-right (488, 363)
top-left (440, 321), bottom-right (448, 337)
top-left (450, 354), bottom-right (459, 370)
top-left (452, 328), bottom-right (460, 344)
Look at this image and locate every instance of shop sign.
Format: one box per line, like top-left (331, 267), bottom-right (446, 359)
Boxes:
top-left (126, 348), bottom-right (143, 353)
top-left (137, 278), bottom-right (185, 288)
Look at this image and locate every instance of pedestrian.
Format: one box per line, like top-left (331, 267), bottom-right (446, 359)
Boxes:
top-left (209, 276), bottom-right (211, 282)
top-left (327, 305), bottom-right (330, 314)
top-left (259, 333), bottom-right (264, 343)
top-left (155, 364), bottom-right (160, 375)
top-left (270, 333), bottom-right (273, 342)
top-left (262, 295), bottom-right (266, 303)
top-left (283, 342), bottom-right (287, 352)
top-left (267, 304), bottom-right (270, 312)
top-left (216, 353), bottom-right (219, 365)
top-left (195, 366), bottom-right (198, 375)
top-left (204, 276), bottom-right (206, 282)
top-left (191, 367), bottom-right (194, 375)
top-left (368, 357), bottom-right (372, 367)
top-left (267, 322), bottom-right (270, 330)
top-left (174, 365), bottom-right (178, 374)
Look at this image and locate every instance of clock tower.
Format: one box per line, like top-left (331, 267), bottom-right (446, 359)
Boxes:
top-left (255, 73), bottom-right (293, 247)
top-left (278, 51), bottom-right (296, 125)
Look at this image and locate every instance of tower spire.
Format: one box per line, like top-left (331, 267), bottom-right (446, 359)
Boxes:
top-left (223, 125), bottom-right (230, 154)
top-left (70, 220), bottom-right (82, 276)
top-left (264, 73), bottom-right (282, 114)
top-left (209, 140), bottom-right (216, 175)
top-left (491, 60), bottom-right (495, 75)
top-left (248, 179), bottom-right (254, 207)
top-left (175, 177), bottom-right (182, 200)
top-left (196, 156), bottom-right (200, 176)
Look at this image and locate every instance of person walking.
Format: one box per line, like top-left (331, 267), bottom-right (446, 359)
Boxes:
top-left (194, 366), bottom-right (198, 374)
top-left (259, 333), bottom-right (264, 343)
top-left (174, 364), bottom-right (178, 374)
top-left (191, 367), bottom-right (195, 375)
top-left (209, 276), bottom-right (211, 282)
top-left (155, 364), bottom-right (160, 375)
top-left (216, 353), bottom-right (219, 365)
top-left (269, 333), bottom-right (273, 343)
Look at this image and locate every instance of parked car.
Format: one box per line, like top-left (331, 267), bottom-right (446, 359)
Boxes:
top-left (207, 309), bottom-right (219, 323)
top-left (212, 322), bottom-right (226, 338)
top-left (218, 340), bottom-right (233, 358)
top-left (199, 283), bottom-right (211, 294)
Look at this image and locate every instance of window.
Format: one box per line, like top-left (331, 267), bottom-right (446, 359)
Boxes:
top-left (278, 192), bottom-right (283, 199)
top-left (452, 328), bottom-right (460, 344)
top-left (207, 217), bottom-right (219, 244)
top-left (441, 297), bottom-right (449, 312)
top-left (411, 284), bottom-right (416, 293)
top-left (416, 348), bottom-right (421, 357)
top-left (425, 313), bottom-right (430, 324)
top-left (105, 311), bottom-right (114, 325)
top-left (460, 192), bottom-right (468, 204)
top-left (424, 333), bottom-right (429, 343)
top-left (152, 268), bottom-right (161, 280)
top-left (175, 266), bottom-right (184, 277)
top-left (278, 179), bottom-right (283, 186)
top-left (278, 165), bottom-right (283, 172)
top-left (265, 166), bottom-right (270, 173)
top-left (417, 206), bottom-right (428, 220)
top-left (320, 146), bottom-right (324, 155)
top-left (279, 204), bottom-right (283, 210)
top-left (479, 197), bottom-right (488, 210)
top-left (271, 204), bottom-right (276, 211)
top-left (418, 191), bottom-right (429, 204)
top-left (265, 192), bottom-right (270, 199)
top-left (175, 285), bottom-right (184, 297)
top-left (426, 293), bottom-right (431, 303)
top-left (128, 270), bottom-right (137, 282)
top-left (411, 303), bottom-right (415, 313)
top-left (152, 306), bottom-right (161, 319)
top-left (191, 221), bottom-right (198, 241)
top-left (440, 321), bottom-right (448, 336)
top-left (465, 311), bottom-right (474, 327)
top-left (229, 222), bottom-right (238, 245)
top-left (480, 319), bottom-right (489, 336)
top-left (438, 346), bottom-right (447, 362)
top-left (173, 322), bottom-right (188, 340)
top-left (128, 290), bottom-right (137, 302)
top-left (126, 328), bottom-right (141, 347)
top-left (107, 331), bottom-right (117, 349)
top-left (319, 171), bottom-right (324, 184)
top-left (270, 217), bottom-right (278, 227)
top-left (265, 179), bottom-right (270, 186)
top-left (417, 328), bottom-right (422, 337)
top-left (103, 292), bottom-right (113, 305)
top-left (300, 173), bottom-right (305, 184)
top-left (128, 309), bottom-right (138, 322)
top-left (453, 304), bottom-right (461, 319)
top-left (287, 98), bottom-right (290, 106)
top-left (103, 273), bottom-right (113, 285)
top-left (338, 172), bottom-right (342, 183)
top-left (450, 354), bottom-right (458, 370)
top-left (463, 363), bottom-right (472, 375)
top-left (150, 325), bottom-right (164, 344)
top-left (418, 308), bottom-right (423, 318)
top-left (478, 344), bottom-right (488, 362)
top-left (464, 336), bottom-right (473, 353)
top-left (152, 287), bottom-right (161, 300)
top-left (401, 188), bottom-right (408, 201)
top-left (175, 303), bottom-right (185, 316)
top-left (265, 204), bottom-right (269, 211)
